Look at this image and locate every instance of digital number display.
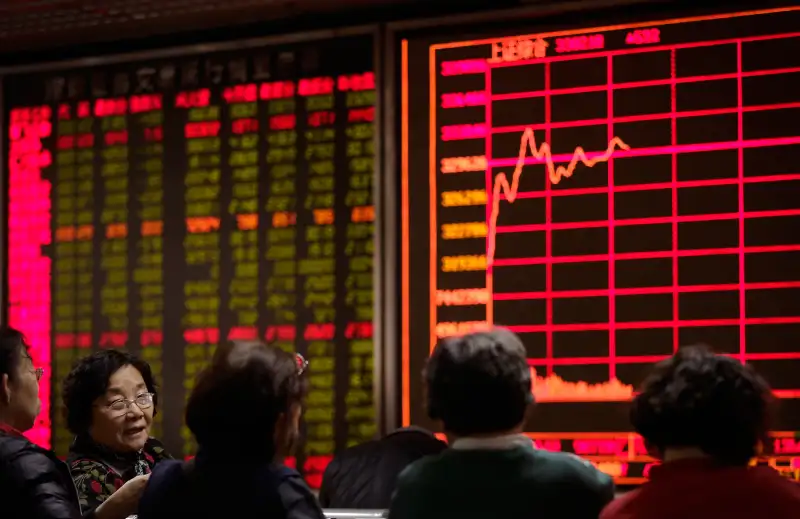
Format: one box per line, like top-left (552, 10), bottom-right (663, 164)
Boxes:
top-left (401, 7), bottom-right (800, 483)
top-left (5, 33), bottom-right (376, 488)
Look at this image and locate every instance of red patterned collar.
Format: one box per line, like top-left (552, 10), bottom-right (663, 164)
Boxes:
top-left (0, 422), bottom-right (24, 438)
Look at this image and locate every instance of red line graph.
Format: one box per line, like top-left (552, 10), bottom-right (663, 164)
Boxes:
top-left (432, 26), bottom-right (800, 404)
top-left (487, 129), bottom-right (630, 266)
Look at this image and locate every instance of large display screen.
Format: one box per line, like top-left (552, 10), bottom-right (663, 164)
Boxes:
top-left (401, 7), bottom-right (800, 482)
top-left (5, 32), bottom-right (376, 487)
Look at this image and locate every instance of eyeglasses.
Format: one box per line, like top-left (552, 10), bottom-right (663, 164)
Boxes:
top-left (296, 353), bottom-right (308, 376)
top-left (105, 393), bottom-right (154, 415)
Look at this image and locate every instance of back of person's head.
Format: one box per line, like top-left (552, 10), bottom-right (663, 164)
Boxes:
top-left (0, 326), bottom-right (40, 432)
top-left (186, 341), bottom-right (308, 461)
top-left (425, 328), bottom-right (532, 437)
top-left (631, 345), bottom-right (773, 466)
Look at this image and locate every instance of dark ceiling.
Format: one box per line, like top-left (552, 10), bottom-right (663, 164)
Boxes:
top-left (0, 0), bottom-right (512, 64)
top-left (0, 0), bottom-right (781, 67)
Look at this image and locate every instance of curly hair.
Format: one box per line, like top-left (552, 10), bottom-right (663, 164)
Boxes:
top-left (185, 341), bottom-right (308, 460)
top-left (62, 350), bottom-right (158, 435)
top-left (631, 345), bottom-right (773, 466)
top-left (425, 328), bottom-right (533, 436)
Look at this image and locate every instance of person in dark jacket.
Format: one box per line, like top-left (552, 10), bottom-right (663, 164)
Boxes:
top-left (389, 328), bottom-right (615, 519)
top-left (0, 325), bottom-right (82, 519)
top-left (0, 327), bottom-right (156, 519)
top-left (138, 341), bottom-right (324, 519)
top-left (319, 426), bottom-right (447, 509)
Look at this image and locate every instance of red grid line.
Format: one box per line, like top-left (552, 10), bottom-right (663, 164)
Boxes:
top-left (485, 62), bottom-right (494, 327)
top-left (492, 244), bottom-right (800, 267)
top-left (491, 67), bottom-right (800, 102)
top-left (495, 209), bottom-right (800, 235)
top-left (670, 48), bottom-right (679, 355)
top-left (496, 174), bottom-right (800, 201)
top-left (489, 137), bottom-right (800, 168)
top-left (737, 41), bottom-right (747, 363)
top-left (508, 316), bottom-right (800, 333)
top-left (492, 102), bottom-right (800, 134)
top-left (545, 62), bottom-right (554, 375)
top-left (526, 351), bottom-right (800, 366)
top-left (487, 32), bottom-right (800, 69)
top-left (494, 281), bottom-right (800, 301)
top-left (606, 55), bottom-right (616, 380)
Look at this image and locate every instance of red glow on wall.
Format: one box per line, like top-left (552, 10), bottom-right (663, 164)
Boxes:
top-left (175, 89), bottom-right (211, 108)
top-left (337, 72), bottom-right (375, 91)
top-left (265, 325), bottom-right (296, 341)
top-left (141, 330), bottom-right (163, 347)
top-left (223, 83), bottom-right (258, 103)
top-left (555, 34), bottom-right (605, 53)
top-left (130, 94), bottom-right (163, 113)
top-left (298, 77), bottom-right (334, 96)
top-left (104, 130), bottom-right (128, 146)
top-left (304, 324), bottom-right (335, 341)
top-left (8, 105), bottom-right (52, 448)
top-left (231, 118), bottom-right (258, 134)
top-left (94, 98), bottom-right (128, 117)
top-left (183, 328), bottom-right (220, 344)
top-left (626, 28), bottom-right (661, 45)
top-left (344, 322), bottom-right (373, 339)
top-left (348, 107), bottom-right (374, 123)
top-left (54, 333), bottom-right (92, 349)
top-left (308, 111), bottom-right (336, 127)
top-left (77, 133), bottom-right (94, 148)
top-left (58, 104), bottom-right (71, 120)
top-left (57, 135), bottom-right (74, 150)
top-left (441, 91), bottom-right (487, 108)
top-left (77, 101), bottom-right (91, 118)
top-left (269, 114), bottom-right (296, 130)
top-left (184, 121), bottom-right (221, 139)
top-left (260, 81), bottom-right (295, 100)
top-left (100, 331), bottom-right (128, 348)
top-left (228, 326), bottom-right (258, 340)
top-left (144, 127), bottom-right (163, 142)
top-left (441, 59), bottom-right (488, 76)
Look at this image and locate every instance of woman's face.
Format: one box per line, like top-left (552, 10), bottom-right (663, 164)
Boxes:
top-left (89, 365), bottom-right (153, 453)
top-left (1, 347), bottom-right (41, 432)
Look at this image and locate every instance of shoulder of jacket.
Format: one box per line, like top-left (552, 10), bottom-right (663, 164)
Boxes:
top-left (533, 450), bottom-right (614, 486)
top-left (0, 438), bottom-right (62, 478)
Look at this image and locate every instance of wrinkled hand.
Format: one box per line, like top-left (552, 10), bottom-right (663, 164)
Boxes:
top-left (98, 475), bottom-right (150, 519)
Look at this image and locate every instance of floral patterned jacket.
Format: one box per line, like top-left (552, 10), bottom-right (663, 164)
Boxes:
top-left (67, 435), bottom-right (172, 514)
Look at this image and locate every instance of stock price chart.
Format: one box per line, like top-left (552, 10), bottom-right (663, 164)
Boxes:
top-left (5, 33), bottom-right (376, 487)
top-left (401, 7), bottom-right (800, 483)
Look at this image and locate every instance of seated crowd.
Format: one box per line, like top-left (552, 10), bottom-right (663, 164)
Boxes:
top-left (1, 324), bottom-right (799, 519)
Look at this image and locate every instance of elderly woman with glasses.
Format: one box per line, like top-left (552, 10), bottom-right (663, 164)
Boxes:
top-left (62, 350), bottom-right (172, 518)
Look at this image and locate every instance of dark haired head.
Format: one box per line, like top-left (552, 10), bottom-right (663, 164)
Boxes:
top-left (631, 345), bottom-right (773, 466)
top-left (0, 326), bottom-right (28, 384)
top-left (0, 326), bottom-right (41, 432)
top-left (425, 328), bottom-right (533, 437)
top-left (185, 341), bottom-right (308, 460)
top-left (62, 349), bottom-right (158, 436)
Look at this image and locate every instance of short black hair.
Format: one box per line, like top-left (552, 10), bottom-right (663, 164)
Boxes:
top-left (631, 345), bottom-right (773, 466)
top-left (62, 350), bottom-right (158, 435)
top-left (0, 326), bottom-right (28, 383)
top-left (425, 328), bottom-right (532, 436)
top-left (185, 341), bottom-right (308, 460)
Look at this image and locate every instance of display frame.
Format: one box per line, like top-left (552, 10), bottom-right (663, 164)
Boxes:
top-left (391, 0), bottom-right (800, 485)
top-left (0, 22), bottom-right (394, 453)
